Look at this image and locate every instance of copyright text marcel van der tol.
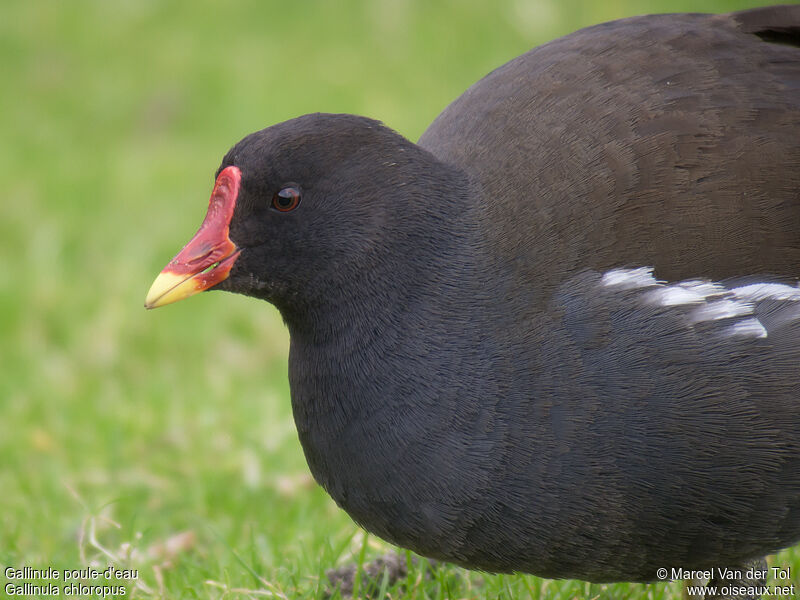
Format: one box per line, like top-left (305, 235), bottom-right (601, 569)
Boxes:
top-left (4, 566), bottom-right (138, 597)
top-left (656, 565), bottom-right (796, 598)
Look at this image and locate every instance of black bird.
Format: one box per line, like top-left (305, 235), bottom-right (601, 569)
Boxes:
top-left (146, 4), bottom-right (800, 595)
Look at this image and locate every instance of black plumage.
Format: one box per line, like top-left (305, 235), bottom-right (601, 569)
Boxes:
top-left (147, 5), bottom-right (800, 587)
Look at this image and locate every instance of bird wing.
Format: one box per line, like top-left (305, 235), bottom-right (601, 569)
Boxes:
top-left (421, 6), bottom-right (800, 297)
top-left (543, 266), bottom-right (800, 567)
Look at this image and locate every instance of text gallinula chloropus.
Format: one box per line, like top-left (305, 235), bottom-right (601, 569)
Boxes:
top-left (146, 4), bottom-right (800, 592)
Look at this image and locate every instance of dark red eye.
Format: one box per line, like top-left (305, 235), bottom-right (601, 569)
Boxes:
top-left (272, 186), bottom-right (301, 212)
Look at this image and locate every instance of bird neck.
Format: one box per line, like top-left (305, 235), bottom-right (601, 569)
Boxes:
top-left (280, 179), bottom-right (507, 537)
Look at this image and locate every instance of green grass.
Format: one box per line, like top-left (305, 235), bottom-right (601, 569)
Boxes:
top-left (2, 0), bottom-right (798, 597)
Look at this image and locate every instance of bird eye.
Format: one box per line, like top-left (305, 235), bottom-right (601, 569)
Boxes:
top-left (272, 186), bottom-right (301, 212)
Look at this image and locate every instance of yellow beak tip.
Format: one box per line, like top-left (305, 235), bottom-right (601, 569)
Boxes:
top-left (144, 271), bottom-right (199, 310)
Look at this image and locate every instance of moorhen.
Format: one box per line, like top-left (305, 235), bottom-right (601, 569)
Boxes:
top-left (146, 5), bottom-right (800, 597)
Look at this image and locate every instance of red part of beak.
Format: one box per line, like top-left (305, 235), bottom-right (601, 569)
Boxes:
top-left (145, 166), bottom-right (242, 309)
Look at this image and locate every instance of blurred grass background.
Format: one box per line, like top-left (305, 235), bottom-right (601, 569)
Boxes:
top-left (2, 0), bottom-right (798, 598)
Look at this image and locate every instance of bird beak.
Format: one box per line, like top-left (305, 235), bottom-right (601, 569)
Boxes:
top-left (145, 166), bottom-right (242, 309)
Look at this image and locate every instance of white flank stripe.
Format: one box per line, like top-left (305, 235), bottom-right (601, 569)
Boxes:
top-left (646, 279), bottom-right (728, 307)
top-left (691, 298), bottom-right (753, 322)
top-left (732, 283), bottom-right (800, 302)
top-left (727, 318), bottom-right (768, 339)
top-left (646, 286), bottom-right (708, 306)
top-left (599, 269), bottom-right (800, 336)
top-left (601, 267), bottom-right (657, 290)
